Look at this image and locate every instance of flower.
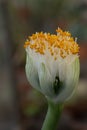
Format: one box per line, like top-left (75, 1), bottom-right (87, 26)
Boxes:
top-left (24, 28), bottom-right (80, 103)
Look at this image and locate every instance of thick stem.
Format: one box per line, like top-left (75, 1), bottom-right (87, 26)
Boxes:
top-left (41, 101), bottom-right (63, 130)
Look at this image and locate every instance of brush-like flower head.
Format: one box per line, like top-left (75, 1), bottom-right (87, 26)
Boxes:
top-left (24, 28), bottom-right (80, 103)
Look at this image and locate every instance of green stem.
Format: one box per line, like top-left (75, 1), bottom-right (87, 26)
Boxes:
top-left (41, 101), bottom-right (63, 130)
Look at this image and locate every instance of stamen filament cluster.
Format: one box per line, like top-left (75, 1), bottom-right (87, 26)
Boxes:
top-left (24, 28), bottom-right (79, 59)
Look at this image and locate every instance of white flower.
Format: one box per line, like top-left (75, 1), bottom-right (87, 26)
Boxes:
top-left (24, 28), bottom-right (80, 103)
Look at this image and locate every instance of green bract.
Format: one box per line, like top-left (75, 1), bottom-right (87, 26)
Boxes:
top-left (25, 51), bottom-right (80, 103)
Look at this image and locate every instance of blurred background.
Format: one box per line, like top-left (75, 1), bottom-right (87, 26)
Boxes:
top-left (0, 0), bottom-right (87, 130)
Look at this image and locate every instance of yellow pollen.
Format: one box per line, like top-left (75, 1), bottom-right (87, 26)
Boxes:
top-left (24, 28), bottom-right (79, 58)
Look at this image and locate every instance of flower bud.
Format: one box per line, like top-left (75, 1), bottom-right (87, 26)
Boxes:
top-left (24, 28), bottom-right (80, 103)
